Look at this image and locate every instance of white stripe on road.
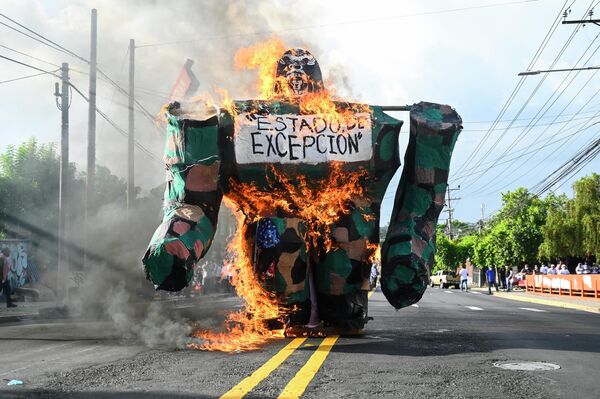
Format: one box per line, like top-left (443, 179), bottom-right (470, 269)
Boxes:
top-left (465, 306), bottom-right (483, 311)
top-left (411, 304), bottom-right (419, 308)
top-left (444, 290), bottom-right (453, 294)
top-left (470, 291), bottom-right (481, 295)
top-left (519, 307), bottom-right (548, 313)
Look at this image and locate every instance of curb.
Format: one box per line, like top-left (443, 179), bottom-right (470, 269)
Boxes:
top-left (492, 292), bottom-right (600, 314)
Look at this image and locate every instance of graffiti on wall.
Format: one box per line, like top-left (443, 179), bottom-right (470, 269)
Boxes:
top-left (0, 240), bottom-right (29, 289)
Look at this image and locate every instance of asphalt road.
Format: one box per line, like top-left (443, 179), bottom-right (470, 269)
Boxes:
top-left (1, 288), bottom-right (599, 399)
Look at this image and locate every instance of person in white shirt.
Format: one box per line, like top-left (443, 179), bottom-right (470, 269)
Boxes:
top-left (548, 264), bottom-right (557, 275)
top-left (559, 265), bottom-right (570, 275)
top-left (575, 263), bottom-right (583, 274)
top-left (582, 263), bottom-right (591, 274)
top-left (459, 266), bottom-right (469, 292)
top-left (540, 264), bottom-right (548, 274)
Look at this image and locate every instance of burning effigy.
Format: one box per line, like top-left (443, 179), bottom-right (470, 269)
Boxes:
top-left (143, 40), bottom-right (462, 351)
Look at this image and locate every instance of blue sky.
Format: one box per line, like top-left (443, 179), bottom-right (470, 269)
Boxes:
top-left (0, 0), bottom-right (598, 224)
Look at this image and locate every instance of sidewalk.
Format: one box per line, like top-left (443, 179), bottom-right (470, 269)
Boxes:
top-left (0, 293), bottom-right (240, 325)
top-left (471, 287), bottom-right (600, 314)
top-left (0, 300), bottom-right (55, 323)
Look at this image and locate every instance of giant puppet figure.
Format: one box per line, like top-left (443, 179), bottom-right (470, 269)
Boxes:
top-left (143, 48), bottom-right (462, 332)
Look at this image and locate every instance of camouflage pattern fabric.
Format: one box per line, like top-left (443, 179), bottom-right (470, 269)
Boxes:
top-left (381, 102), bottom-right (462, 309)
top-left (143, 100), bottom-right (461, 328)
top-left (143, 110), bottom-right (223, 291)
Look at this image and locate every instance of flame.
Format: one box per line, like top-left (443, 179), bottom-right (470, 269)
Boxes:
top-left (183, 39), bottom-right (376, 352)
top-left (188, 196), bottom-right (284, 352)
top-left (227, 163), bottom-right (368, 251)
top-left (234, 38), bottom-right (287, 100)
top-left (234, 38), bottom-right (370, 125)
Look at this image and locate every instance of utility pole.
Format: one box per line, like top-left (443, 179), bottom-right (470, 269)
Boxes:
top-left (479, 203), bottom-right (485, 236)
top-left (85, 8), bottom-right (97, 268)
top-left (55, 62), bottom-right (70, 304)
top-left (562, 8), bottom-right (600, 26)
top-left (444, 185), bottom-right (460, 239)
top-left (127, 38), bottom-right (135, 210)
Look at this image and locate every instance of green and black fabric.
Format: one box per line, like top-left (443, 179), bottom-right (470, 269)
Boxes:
top-left (143, 107), bottom-right (223, 291)
top-left (143, 99), bottom-right (462, 328)
top-left (381, 102), bottom-right (462, 309)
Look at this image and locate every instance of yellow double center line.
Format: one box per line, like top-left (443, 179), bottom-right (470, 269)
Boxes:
top-left (220, 290), bottom-right (375, 399)
top-left (220, 335), bottom-right (339, 399)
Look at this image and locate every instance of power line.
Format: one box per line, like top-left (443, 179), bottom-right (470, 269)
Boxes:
top-left (68, 83), bottom-right (163, 164)
top-left (0, 13), bottom-right (88, 63)
top-left (0, 13), bottom-right (160, 128)
top-left (451, 0), bottom-right (571, 178)
top-left (0, 43), bottom-right (61, 68)
top-left (0, 53), bottom-right (60, 76)
top-left (459, 31), bottom-right (600, 192)
top-left (136, 0), bottom-right (539, 48)
top-left (0, 53), bottom-right (162, 165)
top-left (453, 0), bottom-right (594, 187)
top-left (0, 70), bottom-right (58, 84)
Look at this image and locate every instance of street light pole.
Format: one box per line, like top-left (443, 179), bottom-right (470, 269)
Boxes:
top-left (518, 66), bottom-right (600, 76)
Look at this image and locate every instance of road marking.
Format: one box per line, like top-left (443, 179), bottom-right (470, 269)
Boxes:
top-left (223, 289), bottom-right (376, 398)
top-left (277, 335), bottom-right (340, 399)
top-left (411, 304), bottom-right (419, 308)
top-left (220, 338), bottom-right (307, 399)
top-left (444, 290), bottom-right (453, 294)
top-left (470, 291), bottom-right (481, 295)
top-left (465, 306), bottom-right (483, 311)
top-left (519, 307), bottom-right (548, 313)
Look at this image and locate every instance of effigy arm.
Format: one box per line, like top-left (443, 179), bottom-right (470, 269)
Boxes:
top-left (381, 102), bottom-right (462, 309)
top-left (143, 106), bottom-right (223, 291)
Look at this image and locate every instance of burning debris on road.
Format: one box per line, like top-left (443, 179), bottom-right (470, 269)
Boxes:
top-left (142, 39), bottom-right (462, 352)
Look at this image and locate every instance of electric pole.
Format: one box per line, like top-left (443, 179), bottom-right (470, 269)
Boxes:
top-left (55, 62), bottom-right (70, 304)
top-left (562, 8), bottom-right (600, 26)
top-left (127, 38), bottom-right (135, 210)
top-left (444, 185), bottom-right (460, 239)
top-left (85, 8), bottom-right (97, 268)
top-left (479, 203), bottom-right (485, 236)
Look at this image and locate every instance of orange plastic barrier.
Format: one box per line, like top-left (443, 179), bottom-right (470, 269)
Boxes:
top-left (525, 274), bottom-right (600, 299)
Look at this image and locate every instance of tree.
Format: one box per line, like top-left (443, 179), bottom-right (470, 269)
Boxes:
top-left (434, 230), bottom-right (477, 272)
top-left (0, 138), bottom-right (139, 272)
top-left (574, 173), bottom-right (600, 260)
top-left (539, 194), bottom-right (578, 259)
top-left (539, 174), bottom-right (600, 261)
top-left (474, 188), bottom-right (548, 267)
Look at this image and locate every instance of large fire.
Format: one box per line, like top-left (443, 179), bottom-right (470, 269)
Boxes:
top-left (186, 38), bottom-right (377, 352)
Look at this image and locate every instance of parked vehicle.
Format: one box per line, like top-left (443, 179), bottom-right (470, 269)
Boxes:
top-left (430, 270), bottom-right (460, 289)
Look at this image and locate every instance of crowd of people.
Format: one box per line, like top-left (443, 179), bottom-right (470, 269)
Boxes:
top-left (454, 259), bottom-right (599, 295)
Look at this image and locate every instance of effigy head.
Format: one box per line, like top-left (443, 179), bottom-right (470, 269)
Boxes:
top-left (275, 48), bottom-right (323, 96)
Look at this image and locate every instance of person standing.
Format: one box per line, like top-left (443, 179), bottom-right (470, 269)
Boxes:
top-left (459, 265), bottom-right (469, 292)
top-left (486, 266), bottom-right (499, 295)
top-left (370, 263), bottom-right (379, 290)
top-left (506, 266), bottom-right (514, 292)
top-left (498, 266), bottom-right (506, 290)
top-left (1, 248), bottom-right (16, 308)
top-left (559, 264), bottom-right (570, 275)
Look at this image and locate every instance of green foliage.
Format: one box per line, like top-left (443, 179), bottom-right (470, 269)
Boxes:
top-left (434, 230), bottom-right (477, 272)
top-left (473, 188), bottom-right (549, 268)
top-left (540, 173), bottom-right (600, 260)
top-left (0, 138), bottom-right (134, 271)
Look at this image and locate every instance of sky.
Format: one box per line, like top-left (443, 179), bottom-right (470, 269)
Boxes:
top-left (0, 0), bottom-right (598, 225)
